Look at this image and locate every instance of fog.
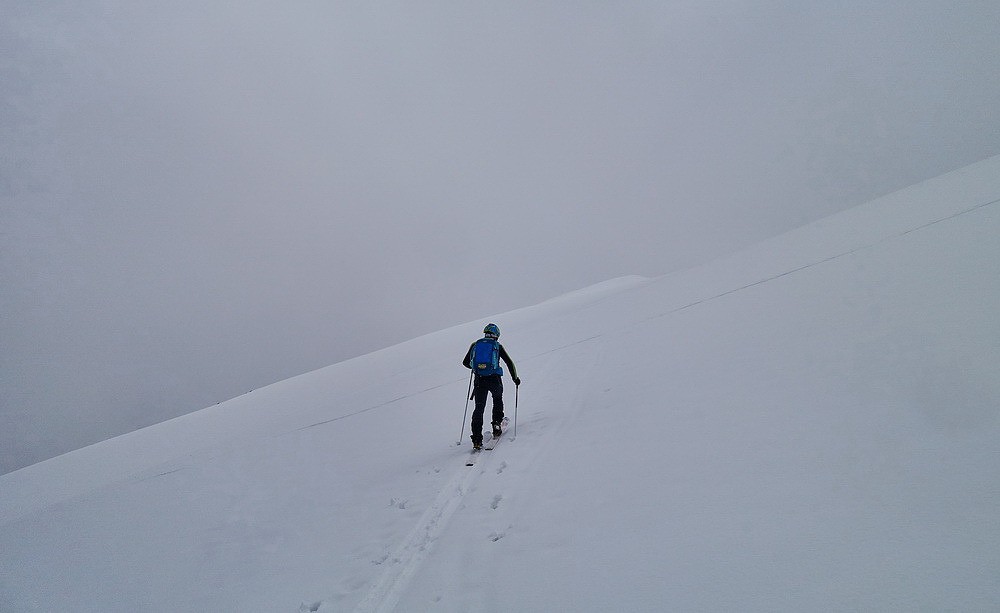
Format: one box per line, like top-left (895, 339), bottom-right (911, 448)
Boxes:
top-left (3, 1), bottom-right (998, 473)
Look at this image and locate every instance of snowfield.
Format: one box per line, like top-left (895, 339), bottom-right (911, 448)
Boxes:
top-left (2, 155), bottom-right (999, 611)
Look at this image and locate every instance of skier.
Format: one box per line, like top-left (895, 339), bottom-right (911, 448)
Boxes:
top-left (462, 323), bottom-right (520, 449)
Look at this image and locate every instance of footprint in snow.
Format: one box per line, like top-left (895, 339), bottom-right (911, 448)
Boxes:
top-left (389, 498), bottom-right (408, 510)
top-left (491, 494), bottom-right (502, 510)
top-left (496, 461), bottom-right (507, 474)
top-left (299, 601), bottom-right (323, 612)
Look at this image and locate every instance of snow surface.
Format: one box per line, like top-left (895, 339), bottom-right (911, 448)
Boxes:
top-left (2, 156), bottom-right (1000, 611)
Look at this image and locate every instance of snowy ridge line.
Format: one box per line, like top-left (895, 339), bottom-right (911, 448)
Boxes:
top-left (647, 195), bottom-right (1000, 321)
top-left (520, 334), bottom-right (603, 362)
top-left (352, 449), bottom-right (486, 613)
top-left (293, 377), bottom-right (468, 432)
top-left (897, 195), bottom-right (1000, 237)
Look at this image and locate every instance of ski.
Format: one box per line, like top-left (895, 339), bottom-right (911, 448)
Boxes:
top-left (465, 417), bottom-right (509, 465)
top-left (485, 416), bottom-right (510, 451)
top-left (465, 417), bottom-right (510, 466)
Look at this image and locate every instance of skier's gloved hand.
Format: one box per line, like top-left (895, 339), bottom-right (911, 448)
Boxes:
top-left (513, 377), bottom-right (521, 386)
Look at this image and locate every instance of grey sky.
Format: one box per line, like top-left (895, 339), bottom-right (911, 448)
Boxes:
top-left (3, 1), bottom-right (999, 473)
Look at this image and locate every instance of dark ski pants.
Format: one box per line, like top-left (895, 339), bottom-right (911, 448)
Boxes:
top-left (471, 375), bottom-right (504, 445)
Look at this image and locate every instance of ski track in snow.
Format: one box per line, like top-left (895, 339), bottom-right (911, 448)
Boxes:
top-left (351, 447), bottom-right (488, 613)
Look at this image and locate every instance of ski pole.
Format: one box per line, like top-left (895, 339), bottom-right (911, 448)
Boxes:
top-left (458, 371), bottom-right (473, 445)
top-left (513, 382), bottom-right (519, 440)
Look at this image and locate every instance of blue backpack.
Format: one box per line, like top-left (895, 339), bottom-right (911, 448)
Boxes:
top-left (471, 338), bottom-right (503, 376)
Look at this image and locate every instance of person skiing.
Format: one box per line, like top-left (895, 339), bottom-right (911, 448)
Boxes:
top-left (462, 323), bottom-right (520, 449)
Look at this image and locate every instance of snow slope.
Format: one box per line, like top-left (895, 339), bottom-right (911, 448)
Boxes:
top-left (2, 156), bottom-right (999, 612)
